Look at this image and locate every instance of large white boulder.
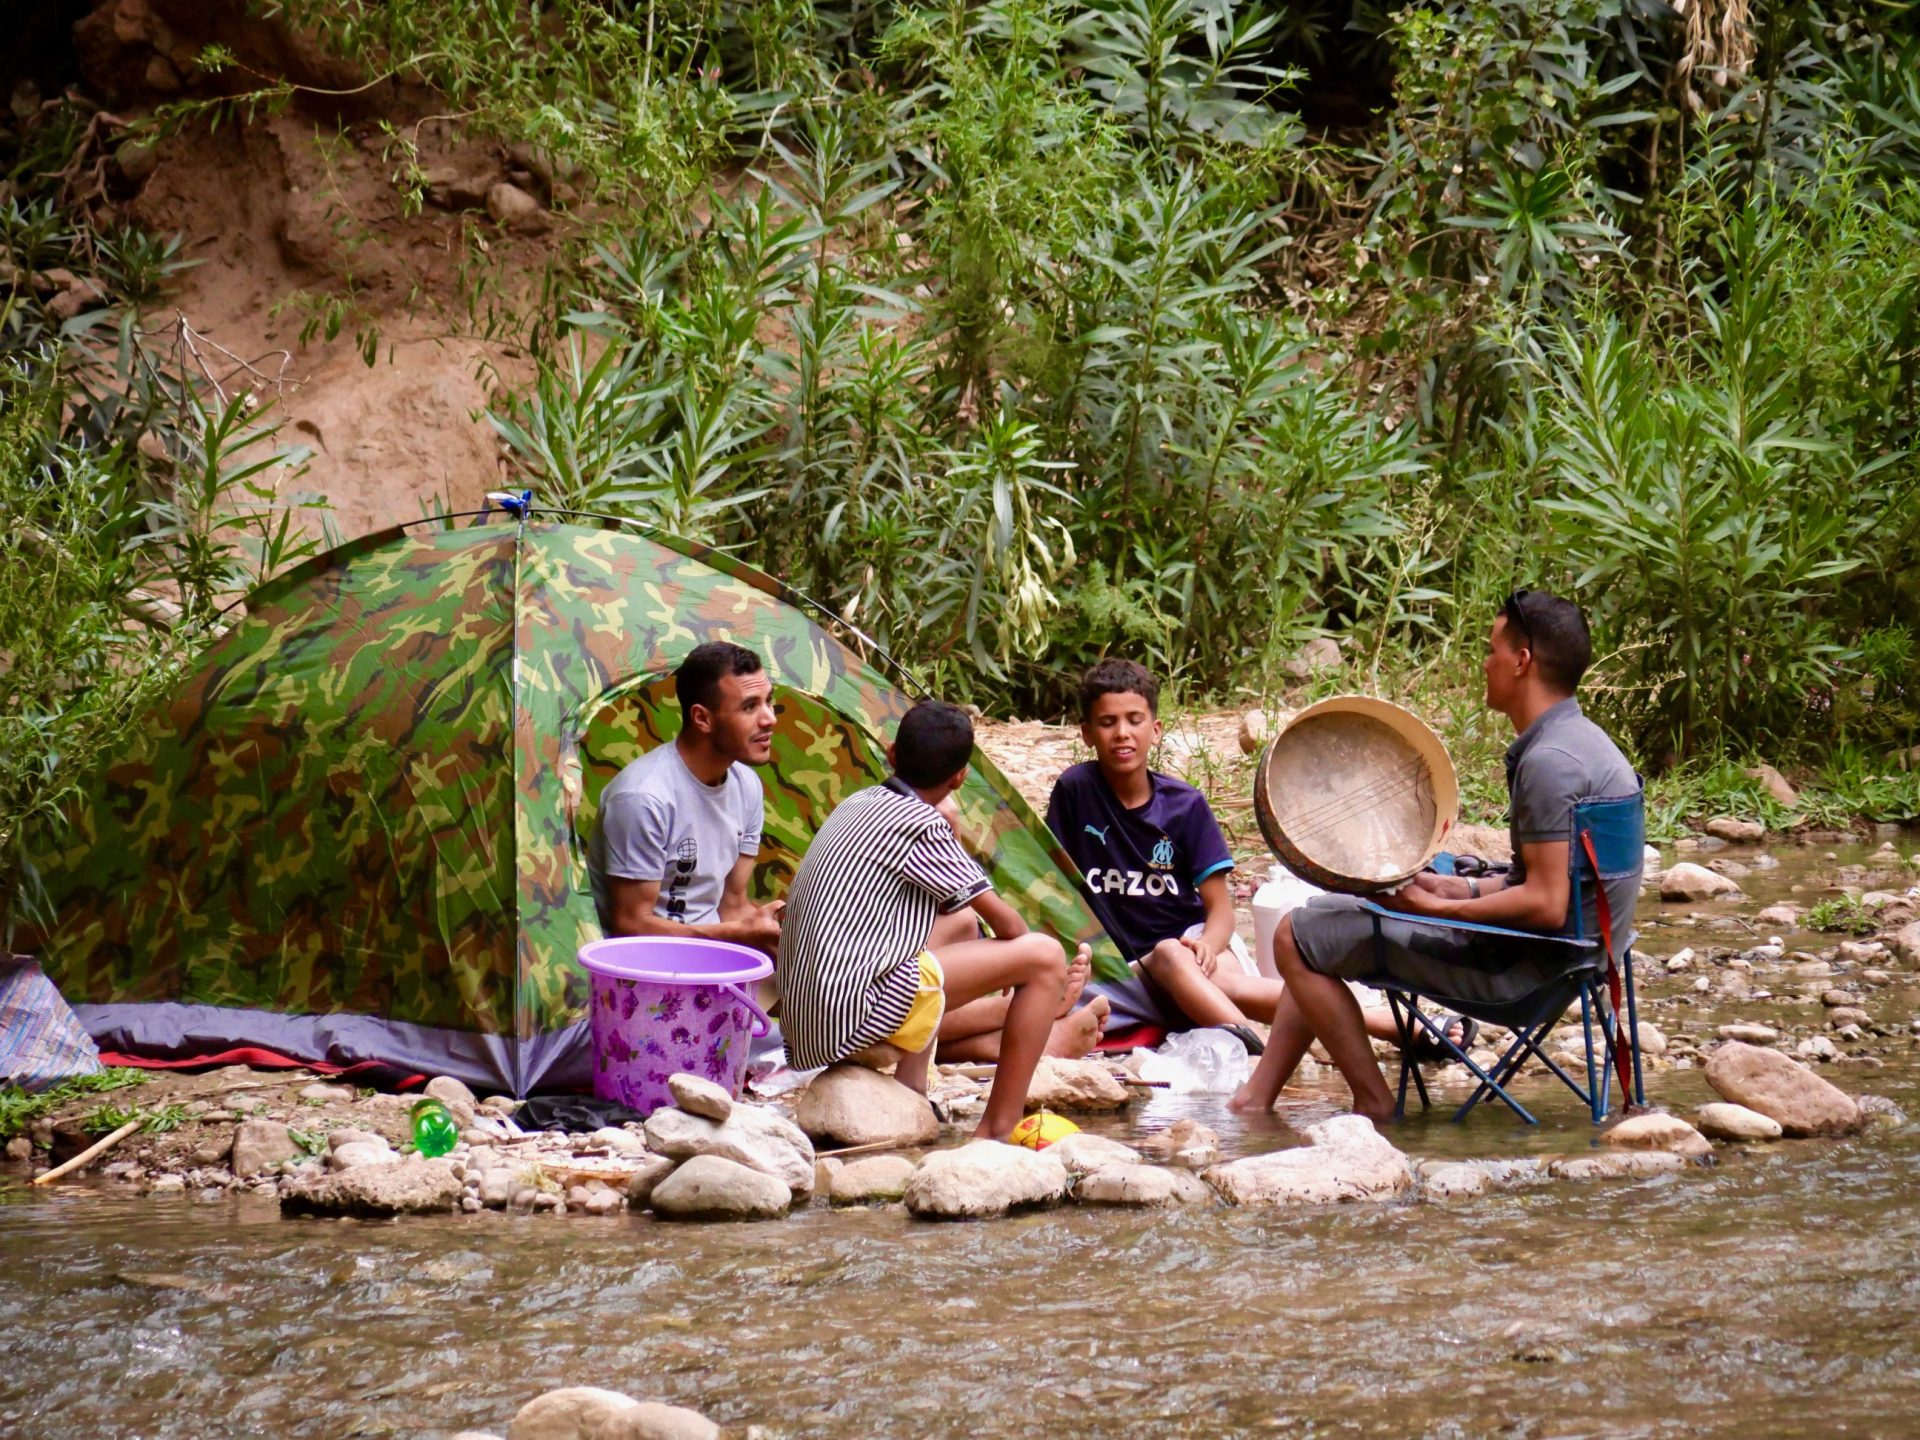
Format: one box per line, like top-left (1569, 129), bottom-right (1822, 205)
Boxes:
top-left (793, 1065), bottom-right (940, 1147)
top-left (649, 1155), bottom-right (791, 1220)
top-left (643, 1104), bottom-right (816, 1197)
top-left (903, 1141), bottom-right (1070, 1219)
top-left (1202, 1116), bottom-right (1413, 1206)
top-left (1705, 1041), bottom-right (1861, 1136)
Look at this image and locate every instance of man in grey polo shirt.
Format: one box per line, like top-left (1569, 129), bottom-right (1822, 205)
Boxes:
top-left (589, 640), bottom-right (785, 955)
top-left (1230, 591), bottom-right (1639, 1121)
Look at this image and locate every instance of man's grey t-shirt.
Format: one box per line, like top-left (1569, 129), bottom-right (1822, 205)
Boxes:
top-left (588, 744), bottom-right (764, 932)
top-left (1504, 698), bottom-right (1639, 955)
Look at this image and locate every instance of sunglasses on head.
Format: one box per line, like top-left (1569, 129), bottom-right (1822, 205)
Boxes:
top-left (1500, 588), bottom-right (1535, 647)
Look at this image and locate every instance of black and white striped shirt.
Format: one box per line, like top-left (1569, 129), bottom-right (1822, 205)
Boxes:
top-left (776, 778), bottom-right (991, 1070)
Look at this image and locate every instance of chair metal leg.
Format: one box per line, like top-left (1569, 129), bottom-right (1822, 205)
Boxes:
top-left (1384, 991), bottom-right (1432, 1117)
top-left (1623, 947), bottom-right (1647, 1106)
top-left (1578, 988), bottom-right (1602, 1123)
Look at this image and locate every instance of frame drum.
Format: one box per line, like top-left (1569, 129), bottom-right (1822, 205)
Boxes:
top-left (1253, 695), bottom-right (1459, 894)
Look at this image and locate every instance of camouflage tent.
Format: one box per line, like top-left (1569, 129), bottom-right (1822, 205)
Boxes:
top-left (23, 510), bottom-right (1122, 1094)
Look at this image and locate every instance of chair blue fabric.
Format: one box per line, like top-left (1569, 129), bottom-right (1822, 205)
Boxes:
top-left (1354, 786), bottom-right (1646, 1124)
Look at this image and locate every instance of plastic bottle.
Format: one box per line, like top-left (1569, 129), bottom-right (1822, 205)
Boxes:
top-left (410, 1097), bottom-right (460, 1158)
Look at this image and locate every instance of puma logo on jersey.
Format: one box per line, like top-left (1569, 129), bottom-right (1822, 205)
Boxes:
top-left (1083, 824), bottom-right (1110, 845)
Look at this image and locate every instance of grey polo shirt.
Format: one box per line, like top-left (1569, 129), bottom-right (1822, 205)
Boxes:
top-left (1503, 698), bottom-right (1640, 955)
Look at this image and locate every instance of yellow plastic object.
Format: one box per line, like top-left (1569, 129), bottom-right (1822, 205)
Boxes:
top-left (1008, 1110), bottom-right (1080, 1150)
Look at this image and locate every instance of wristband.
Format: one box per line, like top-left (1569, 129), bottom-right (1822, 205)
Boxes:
top-left (1467, 878), bottom-right (1481, 900)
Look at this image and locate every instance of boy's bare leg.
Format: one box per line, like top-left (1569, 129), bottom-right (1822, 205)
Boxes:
top-left (937, 994), bottom-right (1109, 1062)
top-left (1228, 914), bottom-right (1394, 1120)
top-left (1141, 939), bottom-right (1252, 1028)
top-left (895, 1042), bottom-right (934, 1096)
top-left (933, 934), bottom-right (1071, 1139)
top-left (1210, 968), bottom-right (1408, 1044)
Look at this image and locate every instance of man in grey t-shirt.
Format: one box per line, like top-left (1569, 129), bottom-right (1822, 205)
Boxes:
top-left (1230, 591), bottom-right (1640, 1122)
top-left (588, 641), bottom-right (784, 955)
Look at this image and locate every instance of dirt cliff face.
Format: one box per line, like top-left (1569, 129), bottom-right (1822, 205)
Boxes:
top-left (55, 0), bottom-right (555, 539)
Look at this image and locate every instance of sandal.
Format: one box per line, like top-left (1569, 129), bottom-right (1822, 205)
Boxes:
top-left (1222, 1022), bottom-right (1267, 1057)
top-left (1408, 1012), bottom-right (1477, 1065)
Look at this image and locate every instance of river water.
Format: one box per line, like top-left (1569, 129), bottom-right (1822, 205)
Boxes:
top-left (4, 846), bottom-right (1918, 1439)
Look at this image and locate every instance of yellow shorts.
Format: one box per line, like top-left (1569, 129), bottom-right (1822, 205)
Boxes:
top-left (884, 951), bottom-right (946, 1054)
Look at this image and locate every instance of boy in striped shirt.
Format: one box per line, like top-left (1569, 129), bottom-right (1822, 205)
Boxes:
top-left (777, 700), bottom-right (1089, 1140)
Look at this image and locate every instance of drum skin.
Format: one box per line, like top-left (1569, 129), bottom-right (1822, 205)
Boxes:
top-left (1253, 695), bottom-right (1459, 895)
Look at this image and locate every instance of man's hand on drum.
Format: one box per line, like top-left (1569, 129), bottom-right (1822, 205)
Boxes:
top-left (1412, 871), bottom-right (1473, 900)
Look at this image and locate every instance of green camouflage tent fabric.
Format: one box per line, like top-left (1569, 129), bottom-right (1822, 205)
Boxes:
top-left (23, 512), bottom-right (1122, 1093)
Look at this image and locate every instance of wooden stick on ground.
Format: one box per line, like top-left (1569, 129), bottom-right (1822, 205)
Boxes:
top-left (31, 1119), bottom-right (142, 1187)
top-left (816, 1138), bottom-right (924, 1159)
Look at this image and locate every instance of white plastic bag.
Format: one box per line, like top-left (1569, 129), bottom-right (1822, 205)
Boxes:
top-left (1133, 1028), bottom-right (1253, 1094)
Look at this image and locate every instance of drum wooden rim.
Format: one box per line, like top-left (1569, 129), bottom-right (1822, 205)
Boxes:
top-left (1253, 695), bottom-right (1460, 894)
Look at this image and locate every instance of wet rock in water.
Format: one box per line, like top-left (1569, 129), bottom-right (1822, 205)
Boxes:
top-left (1076, 1163), bottom-right (1211, 1207)
top-left (1835, 940), bottom-right (1886, 966)
top-left (1635, 1022), bottom-right (1668, 1057)
top-left (299, 1082), bottom-right (355, 1104)
top-left (1133, 1118), bottom-right (1220, 1168)
top-left (1828, 1006), bottom-right (1871, 1029)
top-left (904, 1141), bottom-right (1070, 1219)
top-left (231, 1119), bottom-right (299, 1177)
top-left (1705, 817), bottom-right (1765, 843)
top-left (1602, 1113), bottom-right (1712, 1158)
top-left (666, 1073), bottom-right (733, 1124)
top-left (1705, 1040), bottom-right (1861, 1136)
top-left (1421, 1163), bottom-right (1494, 1201)
top-left (1022, 1057), bottom-right (1133, 1112)
top-left (1861, 968), bottom-right (1892, 986)
top-left (1664, 949), bottom-right (1695, 972)
top-left (591, 1402), bottom-right (722, 1440)
top-left (281, 1157), bottom-right (463, 1216)
top-left (1708, 858), bottom-right (1751, 880)
top-left (1660, 863), bottom-right (1743, 901)
top-left (1718, 1023), bottom-right (1779, 1045)
top-left (1754, 904), bottom-right (1799, 928)
top-left (1203, 1116), bottom-right (1413, 1206)
top-left (1548, 1151), bottom-right (1690, 1181)
top-left (1796, 1035), bottom-right (1839, 1063)
top-left (507, 1386), bottom-right (639, 1440)
top-left (1696, 1102), bottom-right (1783, 1141)
top-left (1884, 922), bottom-right (1920, 969)
top-left (1857, 1095), bottom-right (1908, 1127)
top-left (650, 1155), bottom-right (791, 1220)
top-left (828, 1154), bottom-right (919, 1204)
top-left (1043, 1131), bottom-right (1142, 1176)
top-left (1821, 988), bottom-right (1859, 1008)
top-left (793, 1065), bottom-right (939, 1147)
top-left (149, 1173), bottom-right (186, 1195)
top-left (425, 1075), bottom-right (479, 1129)
top-left (643, 1105), bottom-right (816, 1197)
top-left (623, 1155), bottom-right (676, 1206)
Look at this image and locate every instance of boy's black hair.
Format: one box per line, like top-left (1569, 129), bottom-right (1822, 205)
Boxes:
top-left (894, 700), bottom-right (975, 788)
top-left (1077, 658), bottom-right (1160, 720)
top-left (1499, 589), bottom-right (1593, 693)
top-left (676, 641), bottom-right (765, 714)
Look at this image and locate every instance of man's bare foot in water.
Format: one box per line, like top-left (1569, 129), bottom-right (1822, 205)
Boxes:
top-left (1045, 994), bottom-right (1110, 1057)
top-left (1056, 943), bottom-right (1092, 1019)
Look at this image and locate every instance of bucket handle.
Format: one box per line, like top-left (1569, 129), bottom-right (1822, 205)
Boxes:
top-left (721, 982), bottom-right (773, 1038)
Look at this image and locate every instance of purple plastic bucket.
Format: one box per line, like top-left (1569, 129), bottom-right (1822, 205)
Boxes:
top-left (576, 937), bottom-right (774, 1116)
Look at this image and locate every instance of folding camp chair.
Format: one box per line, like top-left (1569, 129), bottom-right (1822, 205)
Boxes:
top-left (1354, 787), bottom-right (1647, 1125)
